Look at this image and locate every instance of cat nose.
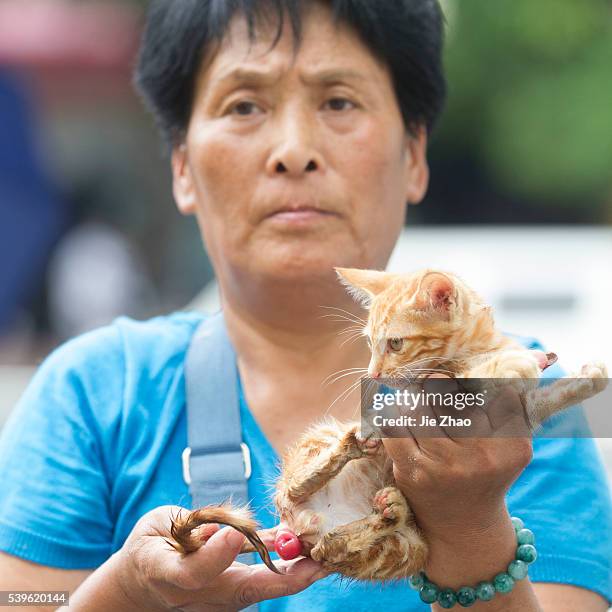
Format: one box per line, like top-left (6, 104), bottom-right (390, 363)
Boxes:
top-left (371, 371), bottom-right (381, 379)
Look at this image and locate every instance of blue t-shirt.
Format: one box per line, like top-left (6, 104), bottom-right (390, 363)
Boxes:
top-left (0, 312), bottom-right (610, 609)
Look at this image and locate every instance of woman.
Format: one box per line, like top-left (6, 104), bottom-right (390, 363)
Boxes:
top-left (0, 1), bottom-right (610, 610)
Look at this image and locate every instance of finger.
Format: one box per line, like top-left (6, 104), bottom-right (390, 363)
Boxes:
top-left (170, 525), bottom-right (247, 586)
top-left (427, 378), bottom-right (493, 440)
top-left (196, 523), bottom-right (221, 542)
top-left (382, 436), bottom-right (421, 477)
top-left (379, 376), bottom-right (453, 440)
top-left (411, 375), bottom-right (456, 446)
top-left (230, 558), bottom-right (328, 608)
top-left (485, 386), bottom-right (531, 436)
top-left (256, 526), bottom-right (279, 551)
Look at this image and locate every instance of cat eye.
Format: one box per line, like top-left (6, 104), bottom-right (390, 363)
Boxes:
top-left (388, 338), bottom-right (404, 352)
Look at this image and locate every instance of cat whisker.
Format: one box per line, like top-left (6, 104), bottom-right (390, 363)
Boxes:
top-left (392, 367), bottom-right (456, 383)
top-left (324, 376), bottom-right (364, 416)
top-left (397, 366), bottom-right (456, 375)
top-left (339, 332), bottom-right (368, 349)
top-left (336, 325), bottom-right (365, 338)
top-left (318, 305), bottom-right (367, 325)
top-left (319, 314), bottom-right (366, 328)
top-left (318, 313), bottom-right (357, 323)
top-left (319, 304), bottom-right (367, 321)
top-left (321, 367), bottom-right (368, 386)
top-left (347, 378), bottom-right (378, 419)
top-left (323, 369), bottom-right (368, 387)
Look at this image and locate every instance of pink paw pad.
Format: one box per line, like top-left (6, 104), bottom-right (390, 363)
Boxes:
top-left (357, 435), bottom-right (382, 454)
top-left (274, 530), bottom-right (303, 560)
top-left (382, 506), bottom-right (395, 520)
top-left (373, 490), bottom-right (389, 510)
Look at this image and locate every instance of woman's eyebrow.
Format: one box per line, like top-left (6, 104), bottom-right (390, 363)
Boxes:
top-left (300, 68), bottom-right (367, 85)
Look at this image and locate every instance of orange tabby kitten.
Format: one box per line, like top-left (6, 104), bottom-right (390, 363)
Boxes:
top-left (168, 268), bottom-right (607, 580)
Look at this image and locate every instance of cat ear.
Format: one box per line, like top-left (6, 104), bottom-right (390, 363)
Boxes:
top-left (334, 267), bottom-right (391, 306)
top-left (414, 272), bottom-right (456, 318)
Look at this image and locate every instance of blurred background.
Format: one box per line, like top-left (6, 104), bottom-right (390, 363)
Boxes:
top-left (0, 0), bottom-right (611, 467)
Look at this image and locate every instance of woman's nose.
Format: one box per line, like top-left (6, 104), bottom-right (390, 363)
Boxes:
top-left (266, 110), bottom-right (324, 177)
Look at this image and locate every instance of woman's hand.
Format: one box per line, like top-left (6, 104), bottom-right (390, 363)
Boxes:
top-left (108, 506), bottom-right (326, 611)
top-left (381, 377), bottom-right (534, 587)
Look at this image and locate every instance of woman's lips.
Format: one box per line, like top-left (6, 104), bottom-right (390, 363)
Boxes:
top-left (266, 207), bottom-right (338, 225)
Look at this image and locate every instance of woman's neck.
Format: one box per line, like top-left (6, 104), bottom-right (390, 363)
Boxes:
top-left (219, 281), bottom-right (371, 444)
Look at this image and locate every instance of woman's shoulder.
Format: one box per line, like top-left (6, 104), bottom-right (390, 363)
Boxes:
top-left (23, 310), bottom-right (207, 430)
top-left (44, 310), bottom-right (206, 373)
top-left (111, 310), bottom-right (206, 362)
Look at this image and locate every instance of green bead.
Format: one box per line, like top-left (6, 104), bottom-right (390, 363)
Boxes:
top-left (493, 572), bottom-right (515, 593)
top-left (456, 587), bottom-right (477, 607)
top-left (511, 517), bottom-right (524, 532)
top-left (475, 582), bottom-right (496, 601)
top-left (409, 572), bottom-right (425, 589)
top-left (508, 560), bottom-right (529, 580)
top-left (419, 582), bottom-right (439, 604)
top-left (437, 588), bottom-right (457, 608)
top-left (516, 528), bottom-right (535, 545)
top-left (516, 544), bottom-right (538, 563)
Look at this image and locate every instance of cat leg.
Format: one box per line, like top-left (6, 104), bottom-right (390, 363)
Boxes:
top-left (462, 349), bottom-right (541, 396)
top-left (276, 424), bottom-right (382, 505)
top-left (310, 486), bottom-right (428, 580)
top-left (525, 362), bottom-right (608, 428)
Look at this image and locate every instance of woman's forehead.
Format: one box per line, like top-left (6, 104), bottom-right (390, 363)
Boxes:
top-left (197, 2), bottom-right (390, 92)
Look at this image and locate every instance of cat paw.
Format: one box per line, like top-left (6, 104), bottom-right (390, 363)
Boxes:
top-left (373, 487), bottom-right (407, 522)
top-left (345, 427), bottom-right (382, 457)
top-left (356, 433), bottom-right (383, 455)
top-left (578, 362), bottom-right (608, 394)
top-left (492, 351), bottom-right (541, 382)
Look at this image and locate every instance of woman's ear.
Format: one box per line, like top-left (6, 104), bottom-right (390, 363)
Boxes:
top-left (171, 144), bottom-right (197, 215)
top-left (402, 125), bottom-right (429, 205)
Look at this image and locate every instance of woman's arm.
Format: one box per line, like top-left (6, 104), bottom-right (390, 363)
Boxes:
top-left (58, 505), bottom-right (326, 612)
top-left (424, 506), bottom-right (542, 611)
top-left (56, 552), bottom-right (142, 612)
top-left (383, 381), bottom-right (610, 612)
top-left (423, 508), bottom-right (608, 611)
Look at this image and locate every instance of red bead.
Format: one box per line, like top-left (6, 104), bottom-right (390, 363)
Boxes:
top-left (274, 530), bottom-right (303, 560)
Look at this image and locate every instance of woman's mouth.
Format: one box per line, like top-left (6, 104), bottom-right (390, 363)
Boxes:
top-left (266, 205), bottom-right (339, 227)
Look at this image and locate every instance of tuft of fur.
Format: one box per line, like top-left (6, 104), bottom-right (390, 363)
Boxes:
top-left (168, 504), bottom-right (281, 574)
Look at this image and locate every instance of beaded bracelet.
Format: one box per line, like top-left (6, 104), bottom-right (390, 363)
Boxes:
top-left (409, 517), bottom-right (538, 608)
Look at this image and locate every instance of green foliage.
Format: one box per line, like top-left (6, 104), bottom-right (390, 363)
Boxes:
top-left (438, 0), bottom-right (612, 205)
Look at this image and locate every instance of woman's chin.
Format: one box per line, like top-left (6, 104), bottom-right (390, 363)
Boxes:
top-left (247, 240), bottom-right (359, 278)
top-left (247, 255), bottom-right (345, 284)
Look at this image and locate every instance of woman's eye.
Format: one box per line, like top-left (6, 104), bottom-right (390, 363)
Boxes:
top-left (229, 101), bottom-right (261, 116)
top-left (388, 338), bottom-right (404, 352)
top-left (325, 97), bottom-right (355, 112)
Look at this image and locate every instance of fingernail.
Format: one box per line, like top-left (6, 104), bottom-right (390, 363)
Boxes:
top-left (224, 527), bottom-right (245, 547)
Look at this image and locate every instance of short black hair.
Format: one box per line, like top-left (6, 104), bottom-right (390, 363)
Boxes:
top-left (134, 0), bottom-right (446, 148)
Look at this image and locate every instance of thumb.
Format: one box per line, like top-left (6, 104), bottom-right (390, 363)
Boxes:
top-left (183, 526), bottom-right (246, 583)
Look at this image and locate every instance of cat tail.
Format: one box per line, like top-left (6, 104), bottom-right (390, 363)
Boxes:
top-left (166, 504), bottom-right (282, 574)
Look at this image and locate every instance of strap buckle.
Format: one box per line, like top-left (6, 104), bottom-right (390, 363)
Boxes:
top-left (181, 443), bottom-right (252, 486)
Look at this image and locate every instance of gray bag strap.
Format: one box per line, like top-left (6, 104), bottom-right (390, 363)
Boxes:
top-left (182, 310), bottom-right (258, 610)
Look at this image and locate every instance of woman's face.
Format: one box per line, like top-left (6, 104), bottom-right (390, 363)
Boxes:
top-left (172, 2), bottom-right (429, 290)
